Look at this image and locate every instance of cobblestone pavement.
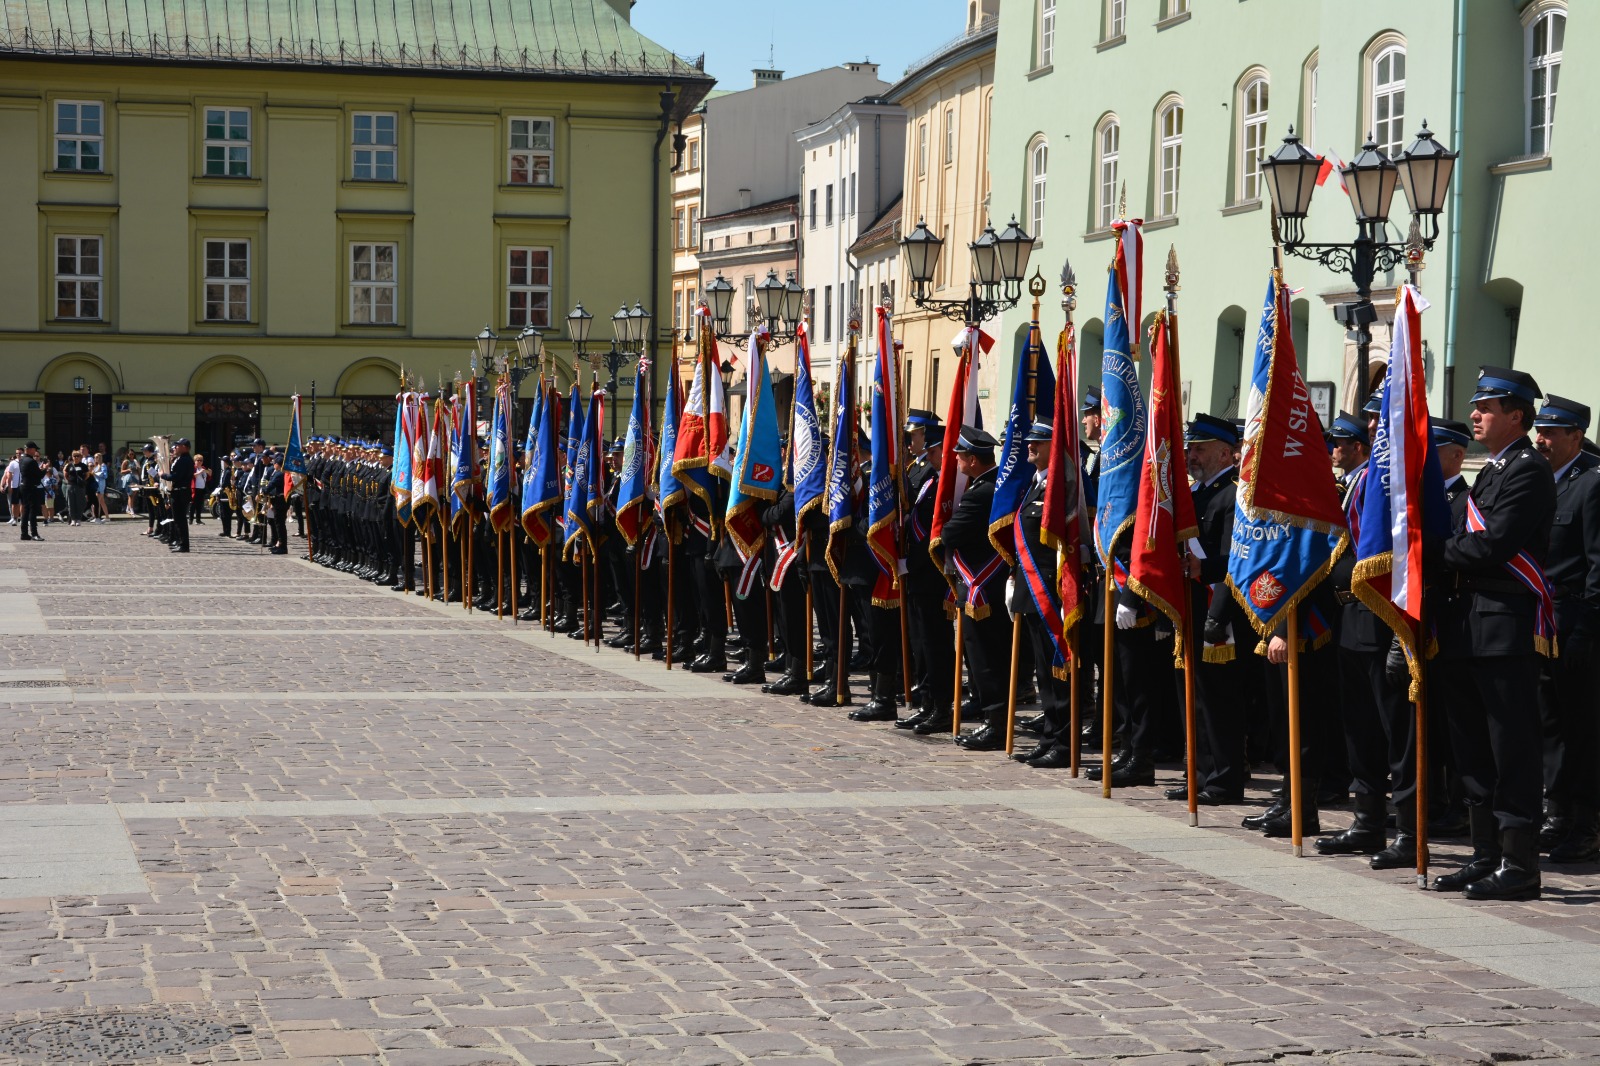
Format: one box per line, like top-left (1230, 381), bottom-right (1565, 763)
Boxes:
top-left (2, 520), bottom-right (1600, 1064)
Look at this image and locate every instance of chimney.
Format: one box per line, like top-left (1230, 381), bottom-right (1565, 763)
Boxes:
top-left (739, 188), bottom-right (752, 210)
top-left (752, 68), bottom-right (784, 87)
top-left (601, 0), bottom-right (632, 22)
top-left (843, 61), bottom-right (879, 76)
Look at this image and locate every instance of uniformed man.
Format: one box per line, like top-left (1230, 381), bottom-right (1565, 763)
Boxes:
top-left (161, 437), bottom-right (194, 553)
top-left (939, 426), bottom-right (1009, 750)
top-left (1426, 416), bottom-right (1473, 837)
top-left (895, 412), bottom-right (956, 735)
top-left (1432, 366), bottom-right (1556, 901)
top-left (1532, 395), bottom-right (1600, 863)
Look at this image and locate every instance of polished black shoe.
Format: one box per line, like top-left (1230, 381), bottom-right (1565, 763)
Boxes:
top-left (1195, 789), bottom-right (1244, 806)
top-left (1550, 820), bottom-right (1600, 864)
top-left (1369, 836), bottom-right (1418, 870)
top-left (1241, 800), bottom-right (1289, 831)
top-left (605, 632), bottom-right (630, 649)
top-left (956, 723), bottom-right (1004, 751)
top-left (1083, 751), bottom-right (1130, 782)
top-left (912, 710), bottom-right (954, 735)
top-left (896, 707), bottom-right (935, 731)
top-left (1540, 815), bottom-right (1570, 853)
top-left (1260, 808), bottom-right (1321, 838)
top-left (1109, 760), bottom-right (1155, 787)
top-left (1433, 856), bottom-right (1500, 892)
top-left (764, 655), bottom-right (786, 673)
top-left (689, 654), bottom-right (726, 674)
top-left (1164, 784), bottom-right (1194, 802)
top-left (808, 682), bottom-right (849, 708)
top-left (1017, 714), bottom-right (1045, 735)
top-left (729, 662), bottom-right (766, 686)
top-left (847, 702), bottom-right (897, 722)
top-left (1012, 742), bottom-right (1050, 764)
top-left (1027, 746), bottom-right (1075, 770)
top-left (1314, 824), bottom-right (1386, 855)
top-left (1464, 861), bottom-right (1542, 901)
top-left (762, 673), bottom-right (807, 696)
top-left (1316, 788), bottom-right (1350, 808)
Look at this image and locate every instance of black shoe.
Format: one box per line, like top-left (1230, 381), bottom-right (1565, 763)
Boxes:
top-left (808, 682), bottom-right (849, 708)
top-left (1370, 836), bottom-right (1418, 870)
top-left (896, 707), bottom-right (935, 731)
top-left (1017, 714), bottom-right (1045, 735)
top-left (1314, 824), bottom-right (1386, 855)
top-left (1433, 856), bottom-right (1501, 892)
top-left (847, 702), bottom-right (897, 722)
top-left (729, 662), bottom-right (766, 686)
top-left (689, 654), bottom-right (726, 674)
top-left (762, 673), bottom-right (807, 697)
top-left (1242, 800), bottom-right (1289, 831)
top-left (269, 547), bottom-right (287, 555)
top-left (1464, 830), bottom-right (1542, 901)
top-left (956, 723), bottom-right (1004, 751)
top-left (1083, 752), bottom-right (1129, 782)
top-left (1261, 807), bottom-right (1321, 838)
top-left (1550, 820), bottom-right (1600, 864)
top-left (1540, 816), bottom-right (1570, 853)
top-left (1195, 789), bottom-right (1244, 806)
top-left (1109, 760), bottom-right (1155, 787)
top-left (1433, 806), bottom-right (1502, 892)
top-left (1027, 747), bottom-right (1074, 770)
top-left (1013, 742), bottom-right (1050, 764)
top-left (1165, 784), bottom-right (1194, 802)
top-left (764, 655), bottom-right (785, 673)
top-left (1427, 812), bottom-right (1471, 838)
top-left (912, 711), bottom-right (954, 736)
top-left (1317, 788), bottom-right (1350, 808)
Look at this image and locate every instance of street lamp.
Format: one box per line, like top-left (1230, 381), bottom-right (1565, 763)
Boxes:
top-left (1262, 121), bottom-right (1458, 408)
top-left (602, 302), bottom-right (651, 437)
top-left (900, 212), bottom-right (1036, 325)
top-left (567, 302), bottom-right (594, 363)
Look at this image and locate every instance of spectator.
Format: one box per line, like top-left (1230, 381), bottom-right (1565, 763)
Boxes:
top-left (17, 442), bottom-right (41, 540)
top-left (191, 454), bottom-right (208, 523)
top-left (40, 459), bottom-right (57, 523)
top-left (64, 450), bottom-right (88, 526)
top-left (92, 452), bottom-right (110, 522)
top-left (3, 448), bottom-right (19, 524)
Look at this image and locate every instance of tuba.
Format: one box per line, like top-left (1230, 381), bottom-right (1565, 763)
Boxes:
top-left (150, 436), bottom-right (173, 497)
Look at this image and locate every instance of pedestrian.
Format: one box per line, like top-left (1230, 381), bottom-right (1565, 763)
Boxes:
top-left (2, 448), bottom-right (19, 525)
top-left (40, 459), bottom-right (57, 524)
top-left (64, 449), bottom-right (88, 525)
top-left (92, 451), bottom-right (110, 521)
top-left (191, 454), bottom-right (208, 524)
top-left (160, 437), bottom-right (194, 553)
top-left (17, 442), bottom-right (41, 541)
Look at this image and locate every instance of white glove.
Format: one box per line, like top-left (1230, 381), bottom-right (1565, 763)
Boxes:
top-left (1005, 577), bottom-right (1017, 621)
top-left (1115, 603), bottom-right (1138, 630)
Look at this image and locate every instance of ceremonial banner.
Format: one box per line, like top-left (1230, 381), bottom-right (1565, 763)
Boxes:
top-left (674, 309), bottom-right (732, 503)
top-left (284, 395), bottom-right (307, 497)
top-left (657, 351), bottom-right (688, 519)
top-left (866, 308), bottom-right (904, 607)
top-left (409, 393), bottom-right (436, 529)
top-left (1227, 272), bottom-right (1347, 643)
top-left (1352, 285), bottom-right (1451, 694)
top-left (726, 332), bottom-right (783, 560)
top-left (522, 380), bottom-right (563, 547)
top-left (791, 321), bottom-right (827, 525)
top-left (392, 392), bottom-right (413, 524)
top-left (1043, 323), bottom-right (1087, 645)
top-left (1129, 309), bottom-right (1199, 656)
top-left (990, 317), bottom-right (1056, 561)
top-left (487, 381), bottom-right (515, 534)
top-left (928, 326), bottom-right (981, 577)
top-left (1094, 220), bottom-right (1146, 581)
top-left (616, 355), bottom-right (656, 549)
top-left (824, 339), bottom-right (856, 583)
top-left (451, 378), bottom-right (478, 532)
top-left (563, 388), bottom-right (603, 556)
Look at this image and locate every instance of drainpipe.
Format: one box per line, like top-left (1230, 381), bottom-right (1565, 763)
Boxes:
top-left (1442, 0), bottom-right (1467, 419)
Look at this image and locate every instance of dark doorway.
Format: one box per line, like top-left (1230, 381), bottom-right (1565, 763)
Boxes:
top-left (341, 395), bottom-right (399, 445)
top-left (45, 393), bottom-right (112, 460)
top-left (194, 394), bottom-right (260, 481)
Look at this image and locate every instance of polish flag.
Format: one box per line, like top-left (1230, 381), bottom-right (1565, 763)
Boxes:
top-left (1316, 149), bottom-right (1350, 196)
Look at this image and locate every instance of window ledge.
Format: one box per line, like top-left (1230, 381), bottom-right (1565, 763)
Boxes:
top-left (1026, 63), bottom-right (1054, 81)
top-left (340, 179), bottom-right (407, 190)
top-left (193, 175), bottom-right (262, 187)
top-left (1096, 34), bottom-right (1127, 53)
top-left (47, 318), bottom-right (111, 326)
top-left (1220, 199), bottom-right (1263, 217)
top-left (1155, 10), bottom-right (1192, 30)
top-left (1084, 226), bottom-right (1116, 242)
top-left (341, 322), bottom-right (406, 331)
top-left (1143, 216), bottom-right (1179, 231)
top-left (498, 183), bottom-right (563, 192)
top-left (195, 321), bottom-right (261, 329)
top-left (46, 170), bottom-right (112, 181)
top-left (1488, 154), bottom-right (1552, 176)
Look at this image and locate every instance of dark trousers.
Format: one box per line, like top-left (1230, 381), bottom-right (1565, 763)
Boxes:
top-left (1267, 642), bottom-right (1336, 797)
top-left (1444, 654), bottom-right (1545, 831)
top-left (1541, 619), bottom-right (1600, 811)
top-left (1339, 645), bottom-right (1415, 802)
top-left (1024, 611), bottom-right (1072, 752)
top-left (775, 576), bottom-right (808, 676)
top-left (730, 567), bottom-right (769, 657)
top-left (1113, 623), bottom-right (1162, 764)
top-left (693, 555), bottom-right (726, 657)
top-left (906, 581), bottom-right (954, 710)
top-left (960, 606), bottom-right (1010, 719)
top-left (169, 490), bottom-right (191, 549)
top-left (19, 488), bottom-right (40, 537)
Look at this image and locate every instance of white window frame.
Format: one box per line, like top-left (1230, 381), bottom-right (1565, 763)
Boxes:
top-left (203, 107), bottom-right (251, 177)
top-left (743, 275), bottom-right (756, 331)
top-left (54, 235), bottom-right (102, 320)
top-left (1105, 0), bottom-right (1126, 41)
top-left (203, 238), bottom-right (251, 322)
top-left (689, 205), bottom-right (700, 248)
top-left (918, 123), bottom-right (928, 177)
top-left (1039, 0), bottom-right (1056, 67)
top-left (944, 108), bottom-right (956, 165)
top-left (1096, 118), bottom-right (1120, 230)
top-left (1167, 0), bottom-right (1189, 15)
top-left (506, 246), bottom-right (552, 329)
top-left (826, 184), bottom-right (834, 226)
top-left (1157, 100), bottom-right (1183, 219)
top-left (823, 285), bottom-right (833, 342)
top-left (55, 100), bottom-right (103, 172)
top-left (1369, 40), bottom-right (1406, 157)
top-left (1304, 53), bottom-right (1320, 150)
top-left (351, 111), bottom-right (398, 182)
top-left (349, 242), bottom-right (398, 325)
top-left (674, 209), bottom-right (686, 250)
top-left (1238, 74), bottom-right (1269, 203)
top-left (508, 116), bottom-right (554, 186)
top-left (1526, 4), bottom-right (1565, 155)
top-left (1028, 136), bottom-right (1048, 241)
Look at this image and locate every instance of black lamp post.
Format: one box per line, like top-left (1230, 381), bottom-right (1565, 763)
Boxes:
top-left (900, 214), bottom-right (1037, 325)
top-left (601, 302), bottom-right (651, 438)
top-left (1261, 122), bottom-right (1458, 408)
top-left (702, 268), bottom-right (805, 347)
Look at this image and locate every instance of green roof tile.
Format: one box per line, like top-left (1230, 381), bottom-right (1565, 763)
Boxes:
top-left (0, 0), bottom-right (711, 82)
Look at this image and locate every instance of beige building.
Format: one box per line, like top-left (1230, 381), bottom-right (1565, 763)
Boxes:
top-left (885, 2), bottom-right (1001, 421)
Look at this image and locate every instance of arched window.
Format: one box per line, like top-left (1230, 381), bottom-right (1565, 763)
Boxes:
top-left (1237, 74), bottom-right (1269, 203)
top-left (1527, 4), bottom-right (1565, 154)
top-left (1038, 0), bottom-right (1056, 67)
top-left (1156, 99), bottom-right (1183, 219)
top-left (1028, 137), bottom-right (1049, 241)
top-left (1096, 117), bottom-right (1120, 229)
top-left (1369, 41), bottom-right (1406, 156)
top-left (1302, 51), bottom-right (1319, 148)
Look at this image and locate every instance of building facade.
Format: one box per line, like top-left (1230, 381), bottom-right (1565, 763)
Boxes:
top-left (987, 0), bottom-right (1581, 429)
top-left (796, 98), bottom-right (907, 384)
top-left (885, 3), bottom-right (999, 422)
top-left (0, 0), bottom-right (710, 464)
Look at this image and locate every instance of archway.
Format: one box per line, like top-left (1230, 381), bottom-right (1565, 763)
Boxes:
top-left (1211, 306), bottom-right (1248, 418)
top-left (37, 352), bottom-right (118, 459)
top-left (190, 357), bottom-right (266, 473)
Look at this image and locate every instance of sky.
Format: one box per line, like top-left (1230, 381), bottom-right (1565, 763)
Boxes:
top-left (630, 0), bottom-right (960, 96)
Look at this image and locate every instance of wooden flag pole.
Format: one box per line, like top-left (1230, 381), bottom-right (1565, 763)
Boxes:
top-left (495, 532), bottom-right (504, 620)
top-left (303, 485), bottom-right (315, 561)
top-left (835, 577), bottom-right (850, 705)
top-left (441, 517), bottom-right (450, 606)
top-left (803, 539), bottom-right (814, 681)
top-left (593, 541), bottom-right (602, 653)
top-left (510, 516), bottom-right (519, 627)
top-left (1068, 632), bottom-right (1080, 777)
top-left (1415, 604), bottom-right (1431, 886)
top-left (951, 609), bottom-right (965, 737)
top-left (634, 551), bottom-right (643, 660)
top-left (665, 535), bottom-right (677, 668)
top-left (1162, 250), bottom-right (1198, 827)
top-left (466, 515), bottom-right (474, 613)
top-left (462, 524), bottom-right (470, 611)
top-left (1004, 615), bottom-right (1023, 755)
top-left (1102, 575), bottom-right (1115, 799)
top-left (580, 547), bottom-right (591, 646)
top-left (1287, 602), bottom-right (1305, 857)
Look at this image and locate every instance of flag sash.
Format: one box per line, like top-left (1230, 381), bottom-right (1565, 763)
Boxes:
top-left (1015, 514), bottom-right (1070, 674)
top-left (1466, 496), bottom-right (1558, 658)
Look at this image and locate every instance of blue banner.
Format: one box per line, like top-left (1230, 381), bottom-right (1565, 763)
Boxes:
top-left (791, 323), bottom-right (827, 524)
top-left (990, 321), bottom-right (1054, 561)
top-left (1094, 266), bottom-right (1145, 578)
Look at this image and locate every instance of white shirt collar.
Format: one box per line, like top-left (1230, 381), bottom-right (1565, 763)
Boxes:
top-left (1553, 456), bottom-right (1579, 484)
top-left (1488, 437), bottom-right (1522, 464)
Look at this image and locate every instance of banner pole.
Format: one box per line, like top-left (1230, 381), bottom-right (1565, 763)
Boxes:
top-left (804, 538), bottom-right (814, 681)
top-left (581, 548), bottom-right (591, 646)
top-left (951, 608), bottom-right (965, 737)
top-left (665, 533), bottom-right (676, 668)
top-left (466, 515), bottom-right (474, 613)
top-left (1416, 602), bottom-right (1431, 887)
top-left (634, 551), bottom-right (643, 660)
top-left (1287, 602), bottom-right (1305, 857)
top-left (1068, 631), bottom-right (1080, 777)
top-left (1102, 575), bottom-right (1115, 799)
top-left (1183, 593), bottom-right (1199, 827)
top-left (1004, 615), bottom-right (1022, 755)
top-left (835, 579), bottom-right (850, 706)
top-left (593, 542), bottom-right (602, 653)
top-left (510, 514), bottom-right (519, 627)
top-left (495, 532), bottom-right (504, 621)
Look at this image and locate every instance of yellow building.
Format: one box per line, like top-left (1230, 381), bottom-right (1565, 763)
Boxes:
top-left (0, 0), bottom-right (711, 465)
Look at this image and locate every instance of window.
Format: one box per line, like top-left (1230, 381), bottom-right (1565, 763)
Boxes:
top-left (1529, 7), bottom-right (1565, 154)
top-left (918, 123), bottom-right (928, 177)
top-left (1304, 54), bottom-right (1320, 148)
top-left (826, 184), bottom-right (834, 226)
top-left (1105, 0), bottom-right (1126, 40)
top-left (849, 174), bottom-right (856, 216)
top-left (674, 209), bottom-right (686, 249)
top-left (809, 188), bottom-right (818, 229)
top-left (1157, 101), bottom-right (1183, 219)
top-left (203, 108), bottom-right (250, 177)
top-left (743, 275), bottom-right (756, 330)
top-left (689, 206), bottom-right (700, 248)
top-left (1166, 0), bottom-right (1188, 15)
top-left (823, 286), bottom-right (833, 342)
top-left (688, 138), bottom-right (700, 170)
top-left (55, 101), bottom-right (103, 172)
top-left (1028, 136), bottom-right (1048, 241)
top-left (350, 242), bottom-right (397, 324)
top-left (1096, 118), bottom-right (1120, 230)
top-left (203, 239), bottom-right (250, 322)
top-left (1039, 0), bottom-right (1056, 66)
top-left (1238, 76), bottom-right (1269, 202)
top-left (54, 236), bottom-right (101, 319)
top-left (508, 117), bottom-right (553, 186)
top-left (1370, 44), bottom-right (1406, 157)
top-left (352, 112), bottom-right (397, 181)
top-left (945, 108), bottom-right (956, 164)
top-left (673, 290), bottom-right (683, 330)
top-left (507, 247), bottom-right (551, 329)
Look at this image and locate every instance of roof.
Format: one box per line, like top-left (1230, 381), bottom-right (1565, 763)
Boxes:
top-left (0, 0), bottom-right (713, 85)
top-left (849, 194), bottom-right (902, 256)
top-left (701, 194), bottom-right (799, 226)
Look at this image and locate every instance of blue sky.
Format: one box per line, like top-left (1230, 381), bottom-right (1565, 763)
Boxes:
top-left (631, 0), bottom-right (960, 96)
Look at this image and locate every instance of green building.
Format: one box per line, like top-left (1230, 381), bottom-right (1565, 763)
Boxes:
top-left (0, 0), bottom-right (711, 464)
top-left (987, 0), bottom-right (1577, 430)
